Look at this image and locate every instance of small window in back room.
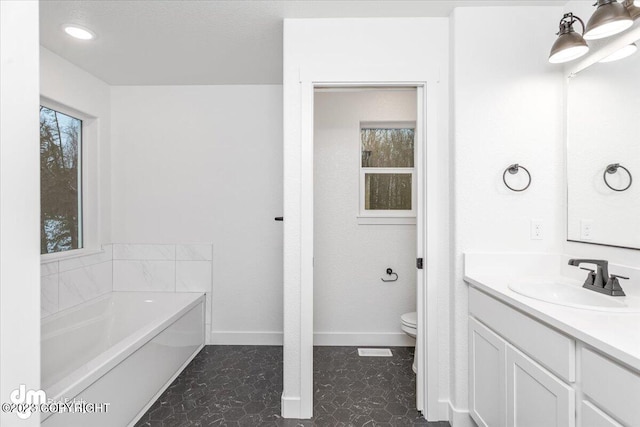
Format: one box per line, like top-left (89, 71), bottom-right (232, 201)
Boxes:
top-left (40, 106), bottom-right (83, 254)
top-left (360, 123), bottom-right (416, 216)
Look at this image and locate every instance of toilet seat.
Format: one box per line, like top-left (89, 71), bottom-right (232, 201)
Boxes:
top-left (401, 311), bottom-right (417, 328)
top-left (401, 311), bottom-right (417, 337)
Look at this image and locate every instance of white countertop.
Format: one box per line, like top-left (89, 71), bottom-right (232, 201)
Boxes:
top-left (464, 253), bottom-right (640, 373)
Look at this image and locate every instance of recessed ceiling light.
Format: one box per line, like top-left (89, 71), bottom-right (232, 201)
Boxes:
top-left (63, 25), bottom-right (95, 40)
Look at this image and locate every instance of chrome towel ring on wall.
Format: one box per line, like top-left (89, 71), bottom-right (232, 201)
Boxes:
top-left (604, 163), bottom-right (633, 192)
top-left (503, 164), bottom-right (531, 192)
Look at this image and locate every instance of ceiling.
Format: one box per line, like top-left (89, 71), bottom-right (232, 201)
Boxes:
top-left (40, 0), bottom-right (569, 85)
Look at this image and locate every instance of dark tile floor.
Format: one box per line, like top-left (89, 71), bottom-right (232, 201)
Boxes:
top-left (135, 346), bottom-right (450, 427)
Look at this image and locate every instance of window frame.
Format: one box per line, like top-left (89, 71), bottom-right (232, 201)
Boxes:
top-left (358, 121), bottom-right (417, 223)
top-left (40, 98), bottom-right (100, 262)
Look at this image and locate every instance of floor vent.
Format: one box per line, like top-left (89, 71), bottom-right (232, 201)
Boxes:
top-left (357, 348), bottom-right (393, 357)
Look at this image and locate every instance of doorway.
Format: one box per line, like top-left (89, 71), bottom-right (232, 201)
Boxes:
top-left (283, 78), bottom-right (440, 421)
top-left (313, 88), bottom-right (418, 348)
top-left (311, 87), bottom-right (422, 421)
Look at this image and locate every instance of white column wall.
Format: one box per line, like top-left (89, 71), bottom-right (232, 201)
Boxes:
top-left (450, 6), bottom-right (565, 425)
top-left (283, 17), bottom-right (450, 419)
top-left (0, 2), bottom-right (41, 425)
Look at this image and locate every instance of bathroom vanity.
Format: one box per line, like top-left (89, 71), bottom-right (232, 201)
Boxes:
top-left (465, 253), bottom-right (640, 427)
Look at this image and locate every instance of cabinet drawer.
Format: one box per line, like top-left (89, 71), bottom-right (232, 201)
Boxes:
top-left (582, 347), bottom-right (640, 426)
top-left (469, 287), bottom-right (575, 382)
top-left (581, 401), bottom-right (623, 427)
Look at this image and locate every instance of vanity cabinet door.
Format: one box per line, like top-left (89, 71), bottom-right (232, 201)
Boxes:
top-left (506, 346), bottom-right (575, 427)
top-left (469, 317), bottom-right (506, 427)
top-left (581, 401), bottom-right (623, 427)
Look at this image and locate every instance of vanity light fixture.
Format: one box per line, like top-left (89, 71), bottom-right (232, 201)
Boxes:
top-left (63, 25), bottom-right (95, 40)
top-left (584, 0), bottom-right (633, 40)
top-left (549, 13), bottom-right (590, 63)
top-left (599, 42), bottom-right (638, 61)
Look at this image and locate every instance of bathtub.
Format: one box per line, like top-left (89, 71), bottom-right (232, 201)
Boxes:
top-left (41, 292), bottom-right (205, 427)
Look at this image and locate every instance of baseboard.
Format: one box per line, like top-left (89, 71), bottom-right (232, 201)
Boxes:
top-left (447, 401), bottom-right (475, 427)
top-left (313, 332), bottom-right (415, 346)
top-left (210, 331), bottom-right (283, 345)
top-left (438, 399), bottom-right (451, 422)
top-left (281, 394), bottom-right (303, 419)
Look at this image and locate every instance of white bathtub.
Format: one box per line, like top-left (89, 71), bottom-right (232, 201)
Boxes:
top-left (41, 291), bottom-right (205, 426)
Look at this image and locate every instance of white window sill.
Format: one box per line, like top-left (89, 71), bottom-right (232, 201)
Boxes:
top-left (41, 248), bottom-right (104, 264)
top-left (357, 216), bottom-right (416, 225)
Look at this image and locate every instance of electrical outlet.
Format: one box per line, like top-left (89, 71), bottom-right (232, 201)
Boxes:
top-left (581, 219), bottom-right (594, 240)
top-left (531, 220), bottom-right (543, 240)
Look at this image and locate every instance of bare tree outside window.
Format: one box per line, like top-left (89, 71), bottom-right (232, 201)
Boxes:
top-left (361, 127), bottom-right (414, 212)
top-left (40, 106), bottom-right (82, 254)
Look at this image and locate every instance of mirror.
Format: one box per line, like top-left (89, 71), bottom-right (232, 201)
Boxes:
top-left (567, 45), bottom-right (640, 249)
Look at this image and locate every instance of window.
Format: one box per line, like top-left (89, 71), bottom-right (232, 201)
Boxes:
top-left (40, 106), bottom-right (82, 254)
top-left (360, 122), bottom-right (416, 219)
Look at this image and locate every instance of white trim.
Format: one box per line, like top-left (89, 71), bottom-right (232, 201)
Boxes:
top-left (313, 332), bottom-right (416, 347)
top-left (357, 216), bottom-right (416, 225)
top-left (359, 122), bottom-right (417, 218)
top-left (424, 81), bottom-right (442, 421)
top-left (210, 331), bottom-right (283, 346)
top-left (415, 84), bottom-right (426, 413)
top-left (40, 248), bottom-right (104, 263)
top-left (281, 395), bottom-right (302, 419)
top-left (299, 81), bottom-right (315, 418)
top-left (39, 97), bottom-right (101, 254)
top-left (447, 401), bottom-right (476, 427)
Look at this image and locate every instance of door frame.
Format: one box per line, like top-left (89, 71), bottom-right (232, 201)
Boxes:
top-left (296, 78), bottom-right (440, 419)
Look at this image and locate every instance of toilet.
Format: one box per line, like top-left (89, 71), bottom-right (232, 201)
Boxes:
top-left (400, 311), bottom-right (417, 373)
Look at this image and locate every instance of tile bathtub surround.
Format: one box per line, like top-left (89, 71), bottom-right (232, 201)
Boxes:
top-left (40, 244), bottom-right (114, 318)
top-left (41, 243), bottom-right (214, 332)
top-left (135, 346), bottom-right (449, 427)
top-left (113, 243), bottom-right (214, 341)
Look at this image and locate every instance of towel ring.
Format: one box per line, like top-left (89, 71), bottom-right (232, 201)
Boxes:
top-left (503, 164), bottom-right (531, 192)
top-left (604, 163), bottom-right (632, 192)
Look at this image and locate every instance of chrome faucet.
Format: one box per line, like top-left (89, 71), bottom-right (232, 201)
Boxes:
top-left (568, 259), bottom-right (628, 296)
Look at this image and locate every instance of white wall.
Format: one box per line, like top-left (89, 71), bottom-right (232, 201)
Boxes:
top-left (110, 85), bottom-right (284, 344)
top-left (314, 90), bottom-right (417, 346)
top-left (450, 6), bottom-right (564, 425)
top-left (283, 17), bottom-right (450, 419)
top-left (0, 1), bottom-right (41, 425)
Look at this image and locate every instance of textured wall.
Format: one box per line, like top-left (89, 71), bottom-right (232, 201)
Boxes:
top-left (110, 85), bottom-right (284, 344)
top-left (450, 6), bottom-right (564, 422)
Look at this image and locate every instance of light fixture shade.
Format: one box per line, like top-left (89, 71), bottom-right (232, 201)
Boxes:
top-left (549, 30), bottom-right (590, 63)
top-left (584, 0), bottom-right (633, 40)
top-left (623, 0), bottom-right (640, 20)
top-left (599, 42), bottom-right (638, 62)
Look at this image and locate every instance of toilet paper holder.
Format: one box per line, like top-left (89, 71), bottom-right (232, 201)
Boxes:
top-left (381, 268), bottom-right (399, 282)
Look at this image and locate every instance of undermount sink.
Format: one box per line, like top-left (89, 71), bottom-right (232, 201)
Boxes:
top-left (508, 276), bottom-right (640, 313)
